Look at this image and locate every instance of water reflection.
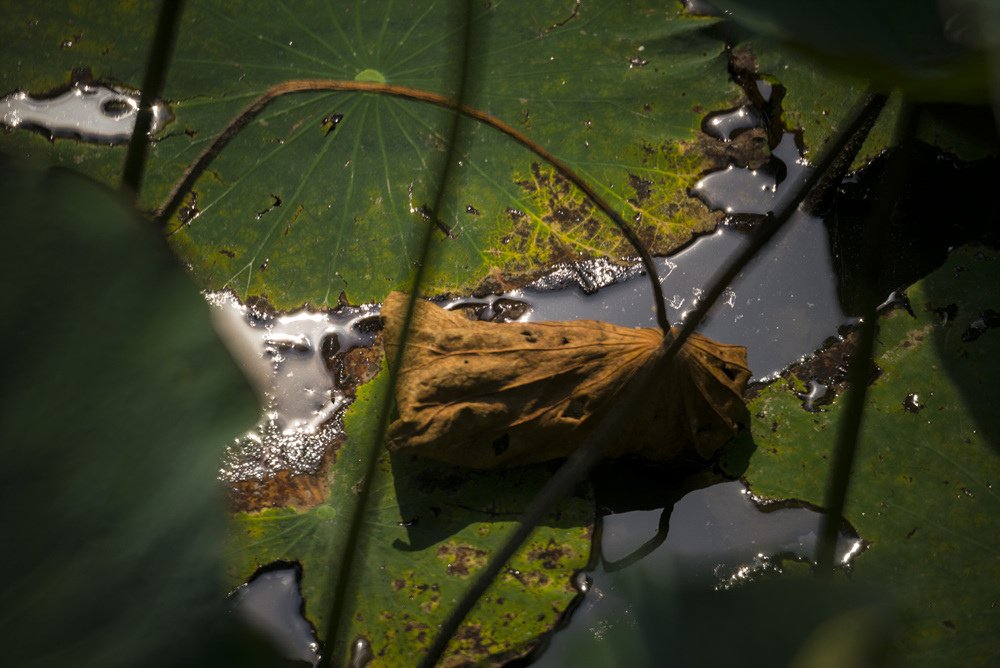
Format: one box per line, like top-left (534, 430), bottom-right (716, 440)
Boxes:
top-left (535, 481), bottom-right (862, 665)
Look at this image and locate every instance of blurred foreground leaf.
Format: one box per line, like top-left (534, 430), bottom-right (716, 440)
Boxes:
top-left (0, 162), bottom-right (257, 666)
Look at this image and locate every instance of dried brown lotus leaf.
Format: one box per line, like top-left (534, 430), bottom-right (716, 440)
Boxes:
top-left (383, 291), bottom-right (750, 469)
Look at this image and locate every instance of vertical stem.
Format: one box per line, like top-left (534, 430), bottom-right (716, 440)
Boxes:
top-left (121, 0), bottom-right (185, 198)
top-left (815, 101), bottom-right (917, 573)
top-left (318, 2), bottom-right (476, 665)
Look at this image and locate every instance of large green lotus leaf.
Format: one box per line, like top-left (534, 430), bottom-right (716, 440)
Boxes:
top-left (227, 367), bottom-right (594, 666)
top-left (721, 245), bottom-right (1000, 666)
top-left (0, 162), bottom-right (260, 665)
top-left (0, 0), bottom-right (740, 308)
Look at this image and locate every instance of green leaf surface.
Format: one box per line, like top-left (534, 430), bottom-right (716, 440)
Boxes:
top-left (0, 161), bottom-right (259, 666)
top-left (0, 0), bottom-right (741, 308)
top-left (750, 42), bottom-right (999, 165)
top-left (227, 366), bottom-right (594, 666)
top-left (722, 245), bottom-right (1000, 666)
top-left (707, 0), bottom-right (994, 103)
top-left (746, 41), bottom-right (899, 166)
top-left (2, 0), bottom-right (738, 308)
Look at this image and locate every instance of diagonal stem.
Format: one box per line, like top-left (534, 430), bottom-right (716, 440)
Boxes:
top-left (815, 99), bottom-right (917, 573)
top-left (318, 3), bottom-right (476, 665)
top-left (662, 90), bottom-right (887, 361)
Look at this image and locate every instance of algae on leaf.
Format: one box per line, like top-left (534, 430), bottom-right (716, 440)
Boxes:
top-left (723, 245), bottom-right (1000, 666)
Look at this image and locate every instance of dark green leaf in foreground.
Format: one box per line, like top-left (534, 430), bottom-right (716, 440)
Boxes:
top-left (0, 162), bottom-right (258, 666)
top-left (226, 367), bottom-right (594, 666)
top-left (708, 0), bottom-right (995, 103)
top-left (722, 245), bottom-right (1000, 666)
top-left (0, 1), bottom-right (741, 307)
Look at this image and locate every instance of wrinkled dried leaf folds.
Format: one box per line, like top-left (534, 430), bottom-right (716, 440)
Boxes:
top-left (383, 292), bottom-right (751, 468)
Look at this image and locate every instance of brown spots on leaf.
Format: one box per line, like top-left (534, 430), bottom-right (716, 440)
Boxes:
top-left (728, 45), bottom-right (759, 82)
top-left (527, 539), bottom-right (574, 569)
top-left (471, 267), bottom-right (518, 298)
top-left (509, 161), bottom-right (601, 267)
top-left (627, 173), bottom-right (654, 206)
top-left (339, 338), bottom-right (384, 389)
top-left (452, 623), bottom-right (488, 656)
top-left (899, 324), bottom-right (931, 350)
top-left (437, 543), bottom-right (488, 577)
top-left (505, 206), bottom-right (525, 221)
top-left (284, 204), bottom-right (305, 236)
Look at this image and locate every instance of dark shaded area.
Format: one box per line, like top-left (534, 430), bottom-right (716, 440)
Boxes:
top-left (389, 453), bottom-right (592, 553)
top-left (587, 460), bottom-right (724, 572)
top-left (821, 141), bottom-right (1000, 316)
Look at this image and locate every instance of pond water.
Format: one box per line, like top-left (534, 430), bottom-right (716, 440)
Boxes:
top-left (536, 481), bottom-right (861, 665)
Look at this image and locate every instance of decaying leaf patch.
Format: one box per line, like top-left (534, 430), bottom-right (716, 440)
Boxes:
top-left (383, 292), bottom-right (751, 468)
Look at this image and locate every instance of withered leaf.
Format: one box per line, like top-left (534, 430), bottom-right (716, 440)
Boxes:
top-left (383, 292), bottom-right (750, 469)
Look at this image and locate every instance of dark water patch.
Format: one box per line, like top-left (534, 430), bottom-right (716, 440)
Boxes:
top-left (692, 131), bottom-right (796, 215)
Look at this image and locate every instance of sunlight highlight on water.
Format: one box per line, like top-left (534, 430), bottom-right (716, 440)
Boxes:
top-left (0, 81), bottom-right (171, 143)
